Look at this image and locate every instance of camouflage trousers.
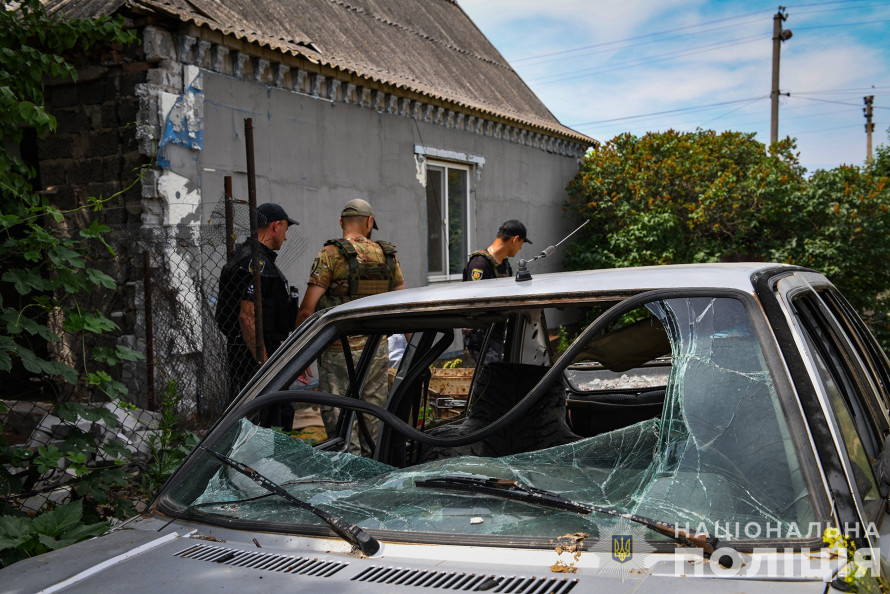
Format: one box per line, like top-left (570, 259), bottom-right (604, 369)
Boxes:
top-left (318, 340), bottom-right (388, 456)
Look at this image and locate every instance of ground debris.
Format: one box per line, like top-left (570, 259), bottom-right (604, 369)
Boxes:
top-left (190, 533), bottom-right (225, 542)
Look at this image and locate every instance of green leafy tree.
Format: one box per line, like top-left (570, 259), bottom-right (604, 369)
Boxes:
top-left (1, 0), bottom-right (138, 395)
top-left (563, 129), bottom-right (805, 269)
top-left (0, 0), bottom-right (143, 564)
top-left (871, 127), bottom-right (890, 179)
top-left (564, 129), bottom-right (890, 350)
top-left (773, 165), bottom-right (890, 346)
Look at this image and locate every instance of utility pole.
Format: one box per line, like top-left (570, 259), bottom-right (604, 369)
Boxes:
top-left (770, 6), bottom-right (792, 145)
top-left (864, 95), bottom-right (875, 163)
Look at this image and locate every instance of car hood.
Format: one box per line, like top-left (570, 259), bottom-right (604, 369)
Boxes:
top-left (1, 517), bottom-right (831, 593)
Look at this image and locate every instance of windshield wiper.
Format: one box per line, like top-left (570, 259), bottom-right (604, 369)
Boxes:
top-left (415, 475), bottom-right (718, 556)
top-left (416, 475), bottom-right (593, 514)
top-left (200, 446), bottom-right (380, 556)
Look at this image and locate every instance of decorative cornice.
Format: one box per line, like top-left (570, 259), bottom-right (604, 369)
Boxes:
top-left (163, 29), bottom-right (589, 158)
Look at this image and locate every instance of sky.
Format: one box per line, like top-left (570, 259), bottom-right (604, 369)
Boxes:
top-left (457, 0), bottom-right (890, 174)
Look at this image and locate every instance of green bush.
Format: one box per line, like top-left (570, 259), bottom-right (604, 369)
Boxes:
top-left (0, 499), bottom-right (108, 567)
top-left (564, 129), bottom-right (890, 350)
top-left (0, 0), bottom-right (149, 569)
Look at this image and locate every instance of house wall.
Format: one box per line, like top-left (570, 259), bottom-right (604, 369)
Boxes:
top-left (30, 21), bottom-right (588, 411)
top-left (158, 67), bottom-right (583, 289)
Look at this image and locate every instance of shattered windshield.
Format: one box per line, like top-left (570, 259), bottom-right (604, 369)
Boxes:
top-left (163, 295), bottom-right (818, 545)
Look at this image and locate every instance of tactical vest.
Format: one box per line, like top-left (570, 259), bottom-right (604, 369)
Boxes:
top-left (467, 249), bottom-right (512, 278)
top-left (317, 238), bottom-right (397, 310)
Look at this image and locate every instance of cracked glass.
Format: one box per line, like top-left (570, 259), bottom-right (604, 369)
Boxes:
top-left (167, 295), bottom-right (817, 544)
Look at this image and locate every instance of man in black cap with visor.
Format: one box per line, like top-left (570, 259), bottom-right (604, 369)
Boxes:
top-left (216, 202), bottom-right (300, 420)
top-left (462, 219), bottom-right (531, 363)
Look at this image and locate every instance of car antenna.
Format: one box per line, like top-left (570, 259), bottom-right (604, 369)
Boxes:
top-left (515, 220), bottom-right (589, 282)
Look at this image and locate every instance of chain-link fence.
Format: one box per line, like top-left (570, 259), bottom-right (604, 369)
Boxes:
top-left (1, 199), bottom-right (309, 513)
top-left (125, 199), bottom-right (308, 425)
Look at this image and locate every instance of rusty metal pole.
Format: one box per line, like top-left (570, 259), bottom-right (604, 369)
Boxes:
top-left (143, 250), bottom-right (156, 410)
top-left (244, 118), bottom-right (264, 360)
top-left (224, 175), bottom-right (235, 260)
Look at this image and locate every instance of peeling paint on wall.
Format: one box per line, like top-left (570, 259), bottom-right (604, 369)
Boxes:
top-left (157, 68), bottom-right (204, 169)
top-left (158, 170), bottom-right (201, 225)
top-left (414, 154), bottom-right (427, 187)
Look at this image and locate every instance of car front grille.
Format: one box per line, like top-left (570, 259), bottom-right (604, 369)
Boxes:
top-left (352, 566), bottom-right (578, 592)
top-left (174, 543), bottom-right (348, 577)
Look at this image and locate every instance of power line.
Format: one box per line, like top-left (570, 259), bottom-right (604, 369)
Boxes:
top-left (509, 0), bottom-right (886, 66)
top-left (697, 97), bottom-right (767, 127)
top-left (511, 14), bottom-right (765, 65)
top-left (788, 0), bottom-right (889, 14)
top-left (792, 0), bottom-right (881, 8)
top-left (794, 18), bottom-right (890, 31)
top-left (794, 124), bottom-right (863, 136)
top-left (792, 95), bottom-right (889, 109)
top-left (529, 34), bottom-right (765, 85)
top-left (792, 85), bottom-right (890, 96)
top-left (510, 9), bottom-right (767, 63)
top-left (567, 97), bottom-right (769, 128)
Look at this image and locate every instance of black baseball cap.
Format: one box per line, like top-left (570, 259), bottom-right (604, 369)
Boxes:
top-left (257, 202), bottom-right (299, 226)
top-left (498, 220), bottom-right (532, 244)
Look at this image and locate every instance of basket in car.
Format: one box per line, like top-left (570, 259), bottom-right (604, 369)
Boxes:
top-left (387, 367), bottom-right (474, 419)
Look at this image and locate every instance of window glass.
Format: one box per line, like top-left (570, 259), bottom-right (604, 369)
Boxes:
top-left (425, 162), bottom-right (470, 281)
top-left (447, 168), bottom-right (467, 276)
top-left (807, 332), bottom-right (881, 509)
top-left (793, 294), bottom-right (882, 517)
top-left (820, 289), bottom-right (890, 419)
top-left (165, 297), bottom-right (817, 544)
top-left (425, 168), bottom-right (444, 276)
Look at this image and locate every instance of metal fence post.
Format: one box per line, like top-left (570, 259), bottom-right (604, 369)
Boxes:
top-left (224, 175), bottom-right (235, 260)
top-left (244, 118), bottom-right (264, 360)
top-left (143, 250), bottom-right (156, 410)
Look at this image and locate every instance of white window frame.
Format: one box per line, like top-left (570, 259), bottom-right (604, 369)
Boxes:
top-left (424, 161), bottom-right (472, 283)
top-left (416, 146), bottom-right (484, 284)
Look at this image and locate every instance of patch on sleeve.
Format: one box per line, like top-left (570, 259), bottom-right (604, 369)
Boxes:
top-left (471, 268), bottom-right (484, 281)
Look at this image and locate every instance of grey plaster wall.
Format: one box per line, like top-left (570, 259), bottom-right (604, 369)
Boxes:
top-left (175, 70), bottom-right (581, 289)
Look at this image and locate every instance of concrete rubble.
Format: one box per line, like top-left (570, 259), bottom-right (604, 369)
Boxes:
top-left (3, 400), bottom-right (162, 512)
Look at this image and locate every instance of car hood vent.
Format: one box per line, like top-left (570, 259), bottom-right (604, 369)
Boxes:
top-left (174, 543), bottom-right (348, 577)
top-left (352, 566), bottom-right (578, 592)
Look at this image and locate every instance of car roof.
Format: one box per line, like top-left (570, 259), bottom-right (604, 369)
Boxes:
top-left (329, 262), bottom-right (805, 314)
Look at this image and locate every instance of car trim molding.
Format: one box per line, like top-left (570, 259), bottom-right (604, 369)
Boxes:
top-left (41, 530), bottom-right (194, 594)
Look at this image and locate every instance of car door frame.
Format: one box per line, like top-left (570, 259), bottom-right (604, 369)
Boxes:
top-left (764, 268), bottom-right (890, 552)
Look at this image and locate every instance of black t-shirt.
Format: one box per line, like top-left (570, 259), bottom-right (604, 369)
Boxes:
top-left (463, 251), bottom-right (511, 281)
top-left (216, 241), bottom-right (293, 351)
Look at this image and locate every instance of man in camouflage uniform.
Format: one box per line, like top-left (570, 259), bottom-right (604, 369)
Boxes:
top-left (462, 220), bottom-right (531, 364)
top-left (296, 198), bottom-right (405, 455)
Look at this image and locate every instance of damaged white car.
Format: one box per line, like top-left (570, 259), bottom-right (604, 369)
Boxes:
top-left (5, 263), bottom-right (890, 592)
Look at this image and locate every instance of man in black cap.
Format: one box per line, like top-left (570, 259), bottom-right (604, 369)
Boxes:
top-left (216, 202), bottom-right (299, 423)
top-left (461, 220), bottom-right (531, 363)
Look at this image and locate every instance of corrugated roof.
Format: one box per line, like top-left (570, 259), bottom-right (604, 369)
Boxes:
top-left (46, 0), bottom-right (594, 144)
